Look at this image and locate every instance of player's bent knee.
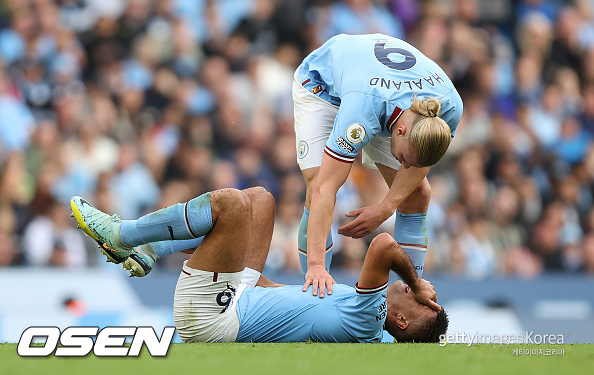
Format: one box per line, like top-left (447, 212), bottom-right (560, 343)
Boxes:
top-left (244, 186), bottom-right (267, 195)
top-left (244, 187), bottom-right (275, 209)
top-left (231, 189), bottom-right (252, 214)
top-left (246, 186), bottom-right (271, 200)
top-left (213, 188), bottom-right (252, 218)
top-left (369, 233), bottom-right (395, 251)
top-left (260, 189), bottom-right (275, 210)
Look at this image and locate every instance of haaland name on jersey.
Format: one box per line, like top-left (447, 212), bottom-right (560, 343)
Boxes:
top-left (369, 72), bottom-right (446, 92)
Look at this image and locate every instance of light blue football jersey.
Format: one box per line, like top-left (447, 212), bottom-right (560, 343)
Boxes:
top-left (235, 283), bottom-right (387, 343)
top-left (298, 33), bottom-right (463, 163)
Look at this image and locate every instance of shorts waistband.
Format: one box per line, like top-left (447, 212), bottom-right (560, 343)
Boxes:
top-left (181, 261), bottom-right (243, 280)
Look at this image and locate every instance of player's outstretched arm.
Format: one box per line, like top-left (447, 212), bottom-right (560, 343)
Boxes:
top-left (357, 233), bottom-right (441, 311)
top-left (304, 153), bottom-right (352, 297)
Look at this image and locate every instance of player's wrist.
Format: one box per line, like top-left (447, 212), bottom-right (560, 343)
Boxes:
top-left (308, 261), bottom-right (326, 269)
top-left (378, 201), bottom-right (397, 218)
top-left (408, 278), bottom-right (423, 292)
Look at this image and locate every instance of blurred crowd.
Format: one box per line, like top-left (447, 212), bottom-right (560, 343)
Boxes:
top-left (1, 0), bottom-right (594, 279)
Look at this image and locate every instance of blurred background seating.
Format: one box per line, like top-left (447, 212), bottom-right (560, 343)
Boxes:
top-left (1, 0), bottom-right (594, 279)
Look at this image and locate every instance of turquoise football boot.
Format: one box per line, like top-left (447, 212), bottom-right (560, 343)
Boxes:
top-left (123, 244), bottom-right (157, 277)
top-left (70, 196), bottom-right (133, 263)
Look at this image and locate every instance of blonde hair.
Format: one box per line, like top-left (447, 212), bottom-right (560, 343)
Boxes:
top-left (409, 97), bottom-right (451, 167)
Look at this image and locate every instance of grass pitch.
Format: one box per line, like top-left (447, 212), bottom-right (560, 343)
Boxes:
top-left (1, 343), bottom-right (591, 375)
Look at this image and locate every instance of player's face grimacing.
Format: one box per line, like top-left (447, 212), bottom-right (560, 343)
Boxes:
top-left (390, 110), bottom-right (419, 169)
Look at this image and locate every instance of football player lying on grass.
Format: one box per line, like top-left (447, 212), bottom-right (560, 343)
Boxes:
top-left (71, 186), bottom-right (447, 343)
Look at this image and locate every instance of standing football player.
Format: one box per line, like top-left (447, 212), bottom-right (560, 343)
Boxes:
top-left (293, 33), bottom-right (463, 297)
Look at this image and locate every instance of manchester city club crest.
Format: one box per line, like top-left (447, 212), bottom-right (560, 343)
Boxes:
top-left (298, 140), bottom-right (309, 159)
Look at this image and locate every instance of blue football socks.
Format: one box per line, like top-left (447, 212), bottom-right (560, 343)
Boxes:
top-left (393, 210), bottom-right (428, 277)
top-left (120, 192), bottom-right (213, 247)
top-left (149, 237), bottom-right (205, 259)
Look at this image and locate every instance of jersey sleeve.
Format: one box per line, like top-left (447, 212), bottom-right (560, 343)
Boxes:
top-left (440, 90), bottom-right (463, 138)
top-left (325, 92), bottom-right (382, 163)
top-left (354, 281), bottom-right (389, 297)
top-left (339, 281), bottom-right (388, 342)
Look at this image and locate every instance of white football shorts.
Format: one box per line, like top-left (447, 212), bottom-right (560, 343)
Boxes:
top-left (292, 68), bottom-right (401, 171)
top-left (173, 261), bottom-right (248, 343)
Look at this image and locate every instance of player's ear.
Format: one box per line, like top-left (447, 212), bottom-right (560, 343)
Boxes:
top-left (396, 122), bottom-right (409, 137)
top-left (396, 313), bottom-right (408, 329)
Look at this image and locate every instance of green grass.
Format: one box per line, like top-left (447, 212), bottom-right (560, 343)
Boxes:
top-left (1, 343), bottom-right (591, 375)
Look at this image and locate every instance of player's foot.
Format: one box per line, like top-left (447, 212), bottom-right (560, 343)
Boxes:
top-left (123, 244), bottom-right (157, 277)
top-left (70, 196), bottom-right (133, 263)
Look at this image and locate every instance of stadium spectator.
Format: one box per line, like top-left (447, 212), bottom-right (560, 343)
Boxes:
top-left (0, 0), bottom-right (593, 277)
top-left (22, 198), bottom-right (87, 267)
